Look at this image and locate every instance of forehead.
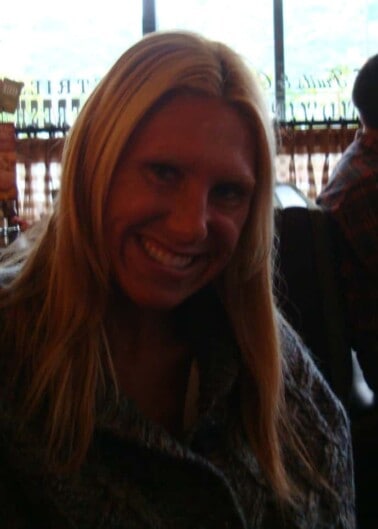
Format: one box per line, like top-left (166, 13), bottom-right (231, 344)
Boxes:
top-left (137, 92), bottom-right (250, 137)
top-left (123, 93), bottom-right (256, 168)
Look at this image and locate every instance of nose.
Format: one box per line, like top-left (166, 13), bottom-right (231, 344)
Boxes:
top-left (167, 186), bottom-right (208, 245)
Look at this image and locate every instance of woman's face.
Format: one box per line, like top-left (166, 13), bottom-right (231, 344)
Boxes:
top-left (105, 93), bottom-right (256, 310)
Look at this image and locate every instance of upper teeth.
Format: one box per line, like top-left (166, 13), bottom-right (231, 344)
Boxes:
top-left (142, 238), bottom-right (194, 269)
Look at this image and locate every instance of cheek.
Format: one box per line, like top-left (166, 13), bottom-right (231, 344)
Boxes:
top-left (228, 204), bottom-right (251, 241)
top-left (105, 193), bottom-right (157, 234)
top-left (214, 213), bottom-right (248, 257)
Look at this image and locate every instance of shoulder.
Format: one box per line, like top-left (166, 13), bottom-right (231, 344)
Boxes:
top-left (278, 315), bottom-right (350, 446)
top-left (278, 317), bottom-right (355, 525)
top-left (318, 134), bottom-right (378, 209)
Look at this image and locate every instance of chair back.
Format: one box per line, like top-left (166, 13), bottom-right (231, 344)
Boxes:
top-left (274, 183), bottom-right (353, 409)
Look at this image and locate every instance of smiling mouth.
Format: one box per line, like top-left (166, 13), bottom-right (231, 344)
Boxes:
top-left (140, 237), bottom-right (195, 269)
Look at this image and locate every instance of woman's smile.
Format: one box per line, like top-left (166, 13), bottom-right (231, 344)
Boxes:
top-left (105, 93), bottom-right (255, 309)
top-left (140, 236), bottom-right (195, 270)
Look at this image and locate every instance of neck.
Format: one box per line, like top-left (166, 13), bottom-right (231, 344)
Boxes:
top-left (107, 297), bottom-right (194, 435)
top-left (108, 299), bottom-right (179, 359)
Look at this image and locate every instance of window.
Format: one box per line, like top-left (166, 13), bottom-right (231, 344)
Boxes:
top-left (1, 0), bottom-right (142, 127)
top-left (1, 0), bottom-right (378, 126)
top-left (283, 0), bottom-right (378, 120)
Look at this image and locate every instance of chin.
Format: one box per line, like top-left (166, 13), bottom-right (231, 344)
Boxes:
top-left (124, 288), bottom-right (190, 312)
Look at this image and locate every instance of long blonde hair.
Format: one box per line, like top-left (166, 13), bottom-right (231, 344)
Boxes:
top-left (1, 31), bottom-right (287, 497)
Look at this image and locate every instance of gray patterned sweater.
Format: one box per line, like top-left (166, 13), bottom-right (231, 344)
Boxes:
top-left (0, 294), bottom-right (355, 528)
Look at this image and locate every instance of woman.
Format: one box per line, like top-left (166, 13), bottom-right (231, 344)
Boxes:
top-left (0, 31), bottom-right (354, 528)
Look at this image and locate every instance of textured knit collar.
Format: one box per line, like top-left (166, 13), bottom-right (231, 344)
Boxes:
top-left (96, 285), bottom-right (241, 450)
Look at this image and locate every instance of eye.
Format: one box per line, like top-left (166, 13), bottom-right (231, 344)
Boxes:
top-left (211, 182), bottom-right (251, 207)
top-left (147, 162), bottom-right (180, 184)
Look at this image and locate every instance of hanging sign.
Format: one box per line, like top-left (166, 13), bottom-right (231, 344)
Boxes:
top-left (0, 78), bottom-right (24, 114)
top-left (0, 123), bottom-right (17, 201)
